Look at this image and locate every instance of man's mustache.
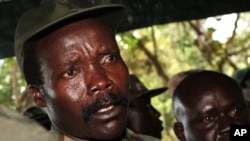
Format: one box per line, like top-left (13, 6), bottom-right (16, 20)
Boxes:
top-left (82, 93), bottom-right (128, 122)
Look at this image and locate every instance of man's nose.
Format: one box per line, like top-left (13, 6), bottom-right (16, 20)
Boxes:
top-left (148, 105), bottom-right (161, 118)
top-left (217, 115), bottom-right (231, 137)
top-left (87, 67), bottom-right (113, 95)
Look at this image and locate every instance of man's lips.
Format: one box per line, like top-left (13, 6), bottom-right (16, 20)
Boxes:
top-left (97, 105), bottom-right (114, 113)
top-left (91, 105), bottom-right (124, 121)
top-left (82, 93), bottom-right (128, 122)
top-left (155, 119), bottom-right (163, 131)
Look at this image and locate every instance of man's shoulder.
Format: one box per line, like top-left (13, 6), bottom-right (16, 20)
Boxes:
top-left (0, 105), bottom-right (55, 141)
top-left (125, 129), bottom-right (161, 141)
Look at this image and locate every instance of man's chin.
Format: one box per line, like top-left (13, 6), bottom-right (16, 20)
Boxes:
top-left (93, 119), bottom-right (127, 139)
top-left (84, 123), bottom-right (126, 140)
top-left (87, 106), bottom-right (128, 140)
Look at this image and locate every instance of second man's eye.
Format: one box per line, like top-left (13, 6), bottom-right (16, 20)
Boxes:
top-left (229, 106), bottom-right (244, 117)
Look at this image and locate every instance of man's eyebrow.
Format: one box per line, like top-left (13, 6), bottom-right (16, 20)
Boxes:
top-left (227, 101), bottom-right (246, 110)
top-left (57, 56), bottom-right (80, 68)
top-left (99, 47), bottom-right (119, 54)
top-left (195, 105), bottom-right (215, 117)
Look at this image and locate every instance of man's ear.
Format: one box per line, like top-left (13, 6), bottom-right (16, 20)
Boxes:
top-left (29, 85), bottom-right (47, 107)
top-left (174, 122), bottom-right (186, 141)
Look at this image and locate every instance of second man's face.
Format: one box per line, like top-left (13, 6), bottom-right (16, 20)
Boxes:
top-left (180, 86), bottom-right (250, 141)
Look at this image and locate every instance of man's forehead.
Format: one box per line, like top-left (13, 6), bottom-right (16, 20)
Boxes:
top-left (175, 93), bottom-right (215, 121)
top-left (176, 88), bottom-right (244, 118)
top-left (175, 71), bottom-right (239, 97)
top-left (180, 90), bottom-right (217, 108)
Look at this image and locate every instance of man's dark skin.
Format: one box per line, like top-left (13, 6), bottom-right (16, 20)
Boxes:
top-left (173, 70), bottom-right (250, 141)
top-left (29, 18), bottom-right (129, 140)
top-left (127, 76), bottom-right (163, 139)
top-left (14, 1), bottom-right (160, 140)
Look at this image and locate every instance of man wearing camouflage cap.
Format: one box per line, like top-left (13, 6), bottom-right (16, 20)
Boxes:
top-left (14, 0), bottom-right (159, 140)
top-left (127, 74), bottom-right (167, 139)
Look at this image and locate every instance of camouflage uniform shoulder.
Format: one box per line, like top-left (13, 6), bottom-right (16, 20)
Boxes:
top-left (124, 129), bottom-right (161, 141)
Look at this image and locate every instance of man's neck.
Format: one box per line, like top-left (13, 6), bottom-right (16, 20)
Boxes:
top-left (58, 131), bottom-right (126, 141)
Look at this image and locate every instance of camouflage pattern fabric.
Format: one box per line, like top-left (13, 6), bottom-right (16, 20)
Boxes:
top-left (123, 129), bottom-right (161, 141)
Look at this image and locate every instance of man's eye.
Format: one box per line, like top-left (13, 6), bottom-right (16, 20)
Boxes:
top-left (63, 68), bottom-right (78, 78)
top-left (202, 116), bottom-right (216, 123)
top-left (103, 55), bottom-right (117, 64)
top-left (229, 106), bottom-right (243, 117)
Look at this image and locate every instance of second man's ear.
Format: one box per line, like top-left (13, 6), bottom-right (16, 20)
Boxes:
top-left (174, 122), bottom-right (186, 141)
top-left (29, 85), bottom-right (47, 107)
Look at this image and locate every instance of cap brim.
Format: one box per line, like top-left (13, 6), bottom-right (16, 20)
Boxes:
top-left (15, 4), bottom-right (125, 73)
top-left (138, 87), bottom-right (168, 98)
